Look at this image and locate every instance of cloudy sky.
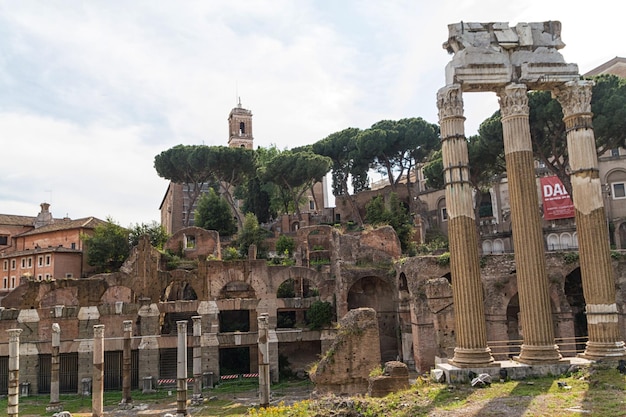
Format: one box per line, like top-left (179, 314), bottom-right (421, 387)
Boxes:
top-left (1, 0), bottom-right (623, 227)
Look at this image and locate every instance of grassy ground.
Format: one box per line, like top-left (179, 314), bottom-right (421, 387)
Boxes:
top-left (1, 364), bottom-right (624, 416)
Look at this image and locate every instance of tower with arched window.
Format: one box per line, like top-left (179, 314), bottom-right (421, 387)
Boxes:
top-left (228, 98), bottom-right (253, 149)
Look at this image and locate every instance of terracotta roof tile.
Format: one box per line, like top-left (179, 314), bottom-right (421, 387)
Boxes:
top-left (0, 214), bottom-right (36, 227)
top-left (17, 217), bottom-right (107, 236)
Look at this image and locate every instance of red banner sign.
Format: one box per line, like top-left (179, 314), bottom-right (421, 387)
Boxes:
top-left (540, 176), bottom-right (575, 220)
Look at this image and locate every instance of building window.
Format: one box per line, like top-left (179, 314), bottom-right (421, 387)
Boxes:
top-left (611, 148), bottom-right (620, 157)
top-left (239, 121), bottom-right (246, 135)
top-left (2, 277), bottom-right (7, 288)
top-left (27, 257), bottom-right (32, 268)
top-left (21, 258), bottom-right (26, 268)
top-left (11, 276), bottom-right (16, 288)
top-left (611, 182), bottom-right (626, 199)
top-left (45, 273), bottom-right (51, 280)
top-left (37, 274), bottom-right (42, 281)
top-left (65, 273), bottom-right (73, 278)
top-left (11, 259), bottom-right (16, 270)
top-left (309, 200), bottom-right (315, 210)
top-left (2, 260), bottom-right (7, 271)
top-left (71, 242), bottom-right (76, 249)
top-left (441, 207), bottom-right (448, 221)
top-left (45, 255), bottom-right (51, 265)
top-left (0, 235), bottom-right (7, 245)
top-left (38, 256), bottom-right (43, 267)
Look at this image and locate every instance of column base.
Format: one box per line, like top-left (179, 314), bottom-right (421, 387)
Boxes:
top-left (515, 344), bottom-right (562, 364)
top-left (580, 341), bottom-right (626, 360)
top-left (449, 347), bottom-right (496, 368)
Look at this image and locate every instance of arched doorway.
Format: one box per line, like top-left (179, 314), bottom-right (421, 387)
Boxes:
top-left (506, 293), bottom-right (521, 357)
top-left (347, 276), bottom-right (398, 362)
top-left (564, 267), bottom-right (587, 352)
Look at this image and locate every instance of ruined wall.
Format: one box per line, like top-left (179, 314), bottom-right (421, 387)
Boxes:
top-left (397, 253), bottom-right (626, 372)
top-left (2, 224), bottom-right (624, 392)
top-left (309, 307), bottom-right (381, 395)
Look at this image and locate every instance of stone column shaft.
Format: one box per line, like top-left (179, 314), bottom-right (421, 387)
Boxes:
top-left (258, 314), bottom-right (270, 407)
top-left (437, 84), bottom-right (494, 367)
top-left (176, 321), bottom-right (188, 417)
top-left (92, 325), bottom-right (104, 417)
top-left (554, 80), bottom-right (626, 359)
top-left (7, 329), bottom-right (22, 417)
top-left (50, 324), bottom-right (61, 408)
top-left (122, 320), bottom-right (132, 405)
top-left (498, 84), bottom-right (561, 363)
top-left (191, 316), bottom-right (203, 405)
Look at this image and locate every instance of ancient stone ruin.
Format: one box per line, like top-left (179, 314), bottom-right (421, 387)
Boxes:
top-left (367, 361), bottom-right (410, 398)
top-left (309, 307), bottom-right (381, 396)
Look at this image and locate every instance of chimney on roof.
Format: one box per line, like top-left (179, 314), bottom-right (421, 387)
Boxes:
top-left (34, 202), bottom-right (55, 229)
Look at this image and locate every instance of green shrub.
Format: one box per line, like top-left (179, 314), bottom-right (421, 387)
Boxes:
top-left (306, 301), bottom-right (333, 330)
top-left (563, 251), bottom-right (579, 264)
top-left (276, 235), bottom-right (296, 257)
top-left (437, 252), bottom-right (450, 266)
top-left (223, 247), bottom-right (242, 261)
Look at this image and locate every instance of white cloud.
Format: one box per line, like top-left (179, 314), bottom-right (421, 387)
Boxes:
top-left (1, 0), bottom-right (624, 225)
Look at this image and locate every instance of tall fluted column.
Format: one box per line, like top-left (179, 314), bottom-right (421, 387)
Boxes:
top-left (121, 320), bottom-right (132, 406)
top-left (554, 80), bottom-right (626, 359)
top-left (176, 321), bottom-right (189, 417)
top-left (258, 313), bottom-right (271, 407)
top-left (92, 325), bottom-right (105, 417)
top-left (437, 84), bottom-right (494, 367)
top-left (7, 329), bottom-right (22, 417)
top-left (498, 83), bottom-right (561, 364)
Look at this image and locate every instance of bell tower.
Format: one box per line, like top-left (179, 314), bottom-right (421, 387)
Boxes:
top-left (228, 98), bottom-right (253, 149)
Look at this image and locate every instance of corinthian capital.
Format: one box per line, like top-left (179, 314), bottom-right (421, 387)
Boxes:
top-left (553, 80), bottom-right (593, 117)
top-left (498, 84), bottom-right (529, 118)
top-left (437, 84), bottom-right (464, 120)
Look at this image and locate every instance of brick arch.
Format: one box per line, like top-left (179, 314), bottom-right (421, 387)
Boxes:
top-left (100, 285), bottom-right (134, 304)
top-left (161, 280), bottom-right (199, 302)
top-left (40, 286), bottom-right (80, 308)
top-left (347, 274), bottom-right (398, 362)
top-left (219, 280), bottom-right (256, 299)
top-left (270, 267), bottom-right (326, 295)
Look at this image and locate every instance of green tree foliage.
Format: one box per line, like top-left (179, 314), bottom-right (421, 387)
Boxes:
top-left (238, 145), bottom-right (282, 223)
top-left (357, 118), bottom-right (440, 193)
top-left (128, 221), bottom-right (169, 250)
top-left (194, 188), bottom-right (237, 236)
top-left (312, 128), bottom-right (366, 195)
top-left (236, 213), bottom-right (270, 258)
top-left (261, 150), bottom-right (332, 219)
top-left (154, 144), bottom-right (215, 227)
top-left (306, 301), bottom-right (333, 330)
top-left (365, 193), bottom-right (414, 253)
top-left (204, 146), bottom-right (257, 228)
top-left (276, 279), bottom-right (296, 298)
top-left (312, 127), bottom-right (366, 224)
top-left (82, 218), bottom-right (129, 273)
top-left (240, 176), bottom-right (274, 223)
top-left (423, 114), bottom-right (506, 222)
top-left (275, 234), bottom-right (295, 257)
top-left (154, 145), bottom-right (256, 229)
